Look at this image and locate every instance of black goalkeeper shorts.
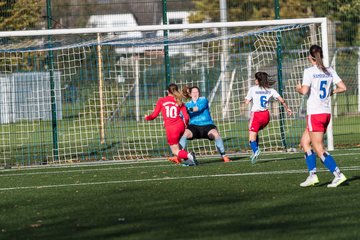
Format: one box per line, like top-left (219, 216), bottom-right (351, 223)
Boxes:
top-left (187, 124), bottom-right (217, 140)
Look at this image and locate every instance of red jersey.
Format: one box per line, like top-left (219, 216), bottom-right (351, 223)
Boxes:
top-left (145, 95), bottom-right (189, 127)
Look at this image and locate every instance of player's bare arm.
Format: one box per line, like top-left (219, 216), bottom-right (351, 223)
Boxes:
top-left (330, 80), bottom-right (347, 96)
top-left (296, 83), bottom-right (309, 95)
top-left (277, 96), bottom-right (292, 116)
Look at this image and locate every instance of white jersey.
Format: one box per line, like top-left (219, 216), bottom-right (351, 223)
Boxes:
top-left (302, 65), bottom-right (341, 115)
top-left (245, 86), bottom-right (280, 112)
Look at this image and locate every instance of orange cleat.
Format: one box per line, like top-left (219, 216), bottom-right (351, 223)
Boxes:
top-left (168, 156), bottom-right (182, 164)
top-left (222, 156), bottom-right (231, 162)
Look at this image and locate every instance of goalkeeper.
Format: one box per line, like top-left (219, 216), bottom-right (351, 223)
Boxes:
top-left (169, 86), bottom-right (231, 163)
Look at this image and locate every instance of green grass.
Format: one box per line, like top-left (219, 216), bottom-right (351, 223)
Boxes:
top-left (0, 149), bottom-right (359, 239)
top-left (1, 90), bottom-right (359, 166)
top-left (2, 112), bottom-right (360, 166)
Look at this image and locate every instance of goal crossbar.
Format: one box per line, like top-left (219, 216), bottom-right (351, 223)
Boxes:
top-left (0, 17), bottom-right (335, 166)
top-left (0, 18), bottom-right (327, 37)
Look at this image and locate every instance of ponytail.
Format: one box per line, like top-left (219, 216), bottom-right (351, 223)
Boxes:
top-left (172, 91), bottom-right (183, 106)
top-left (182, 85), bottom-right (191, 99)
top-left (168, 83), bottom-right (183, 106)
top-left (255, 72), bottom-right (275, 89)
top-left (309, 45), bottom-right (329, 75)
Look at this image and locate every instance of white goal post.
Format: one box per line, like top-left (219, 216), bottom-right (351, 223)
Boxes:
top-left (0, 17), bottom-right (334, 165)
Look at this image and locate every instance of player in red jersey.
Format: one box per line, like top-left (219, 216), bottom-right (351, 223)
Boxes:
top-left (145, 83), bottom-right (197, 166)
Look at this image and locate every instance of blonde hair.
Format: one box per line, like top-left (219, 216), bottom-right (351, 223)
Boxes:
top-left (167, 83), bottom-right (183, 106)
top-left (181, 85), bottom-right (192, 99)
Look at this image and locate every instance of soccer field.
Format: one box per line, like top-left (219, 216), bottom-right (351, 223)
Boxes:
top-left (0, 149), bottom-right (359, 240)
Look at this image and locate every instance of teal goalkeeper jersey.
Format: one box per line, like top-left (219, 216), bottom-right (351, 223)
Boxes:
top-left (185, 97), bottom-right (214, 126)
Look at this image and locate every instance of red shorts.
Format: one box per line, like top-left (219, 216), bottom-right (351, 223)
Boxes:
top-left (249, 110), bottom-right (270, 132)
top-left (306, 114), bottom-right (331, 133)
top-left (165, 122), bottom-right (185, 145)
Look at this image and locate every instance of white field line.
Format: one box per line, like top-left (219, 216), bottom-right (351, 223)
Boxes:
top-left (1, 149), bottom-right (359, 172)
top-left (0, 148), bottom-right (360, 172)
top-left (0, 151), bottom-right (359, 177)
top-left (0, 164), bottom-right (175, 177)
top-left (0, 166), bottom-right (359, 192)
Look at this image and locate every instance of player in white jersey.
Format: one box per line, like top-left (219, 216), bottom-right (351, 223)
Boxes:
top-left (296, 44), bottom-right (347, 188)
top-left (245, 72), bottom-right (292, 164)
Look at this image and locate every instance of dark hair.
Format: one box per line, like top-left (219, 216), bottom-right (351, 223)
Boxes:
top-left (309, 44), bottom-right (329, 75)
top-left (167, 83), bottom-right (183, 106)
top-left (255, 72), bottom-right (275, 89)
top-left (182, 85), bottom-right (200, 99)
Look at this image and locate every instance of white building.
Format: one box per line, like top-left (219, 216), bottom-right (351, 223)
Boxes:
top-left (87, 12), bottom-right (194, 37)
top-left (87, 14), bottom-right (142, 39)
top-left (87, 12), bottom-right (195, 56)
top-left (0, 72), bottom-right (62, 124)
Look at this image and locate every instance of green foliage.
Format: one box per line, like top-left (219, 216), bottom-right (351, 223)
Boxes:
top-left (0, 0), bottom-right (43, 30)
top-left (51, 0), bottom-right (92, 28)
top-left (189, 0), bottom-right (270, 22)
top-left (190, 0), bottom-right (360, 46)
top-left (188, 0), bottom-right (217, 23)
top-left (312, 0), bottom-right (360, 45)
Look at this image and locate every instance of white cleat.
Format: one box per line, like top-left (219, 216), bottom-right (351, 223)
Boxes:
top-left (300, 174), bottom-right (319, 187)
top-left (250, 149), bottom-right (261, 164)
top-left (182, 152), bottom-right (198, 167)
top-left (327, 173), bottom-right (347, 188)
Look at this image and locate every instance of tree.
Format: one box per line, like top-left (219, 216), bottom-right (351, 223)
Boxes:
top-left (189, 0), bottom-right (359, 46)
top-left (279, 0), bottom-right (360, 45)
top-left (0, 0), bottom-right (43, 30)
top-left (314, 0), bottom-right (360, 46)
top-left (189, 1), bottom-right (262, 23)
top-left (50, 0), bottom-right (93, 28)
top-left (48, 0), bottom-right (163, 29)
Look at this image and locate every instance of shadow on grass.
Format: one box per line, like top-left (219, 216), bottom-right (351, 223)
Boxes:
top-left (316, 175), bottom-right (360, 187)
top-left (258, 155), bottom-right (302, 164)
top-left (197, 155), bottom-right (249, 165)
top-left (4, 180), bottom-right (359, 240)
top-left (347, 175), bottom-right (360, 182)
top-left (1, 167), bottom-right (360, 240)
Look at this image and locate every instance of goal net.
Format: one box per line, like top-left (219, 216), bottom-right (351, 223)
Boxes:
top-left (0, 18), bottom-right (330, 166)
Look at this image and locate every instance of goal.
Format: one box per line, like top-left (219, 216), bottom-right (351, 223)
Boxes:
top-left (0, 18), bottom-right (331, 166)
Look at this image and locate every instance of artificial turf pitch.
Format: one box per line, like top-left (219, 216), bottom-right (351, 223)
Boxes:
top-left (0, 149), bottom-right (359, 240)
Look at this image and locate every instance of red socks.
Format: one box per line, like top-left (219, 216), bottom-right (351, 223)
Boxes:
top-left (178, 149), bottom-right (189, 159)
